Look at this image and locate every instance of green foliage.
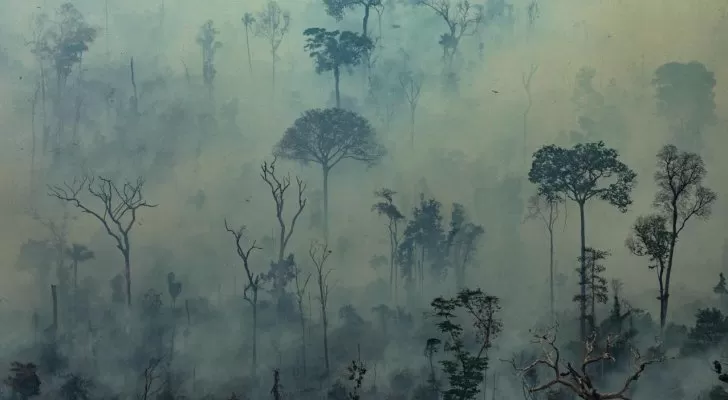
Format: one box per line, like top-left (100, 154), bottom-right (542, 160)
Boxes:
top-left (528, 141), bottom-right (636, 209)
top-left (626, 214), bottom-right (670, 271)
top-left (397, 195), bottom-right (447, 285)
top-left (573, 247), bottom-right (609, 331)
top-left (303, 28), bottom-right (374, 74)
top-left (446, 203), bottom-right (484, 289)
top-left (429, 288), bottom-right (502, 400)
top-left (682, 308), bottom-right (728, 355)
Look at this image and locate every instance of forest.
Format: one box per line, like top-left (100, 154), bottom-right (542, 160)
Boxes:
top-left (0, 0), bottom-right (727, 399)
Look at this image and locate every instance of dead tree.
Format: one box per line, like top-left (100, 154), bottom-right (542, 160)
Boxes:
top-left (525, 192), bottom-right (562, 321)
top-left (293, 265), bottom-right (311, 376)
top-left (398, 70), bottom-right (424, 148)
top-left (417, 0), bottom-right (483, 71)
top-left (224, 221), bottom-right (263, 379)
top-left (310, 241), bottom-right (333, 376)
top-left (260, 157), bottom-right (307, 263)
top-left (516, 327), bottom-right (662, 399)
top-left (138, 356), bottom-right (164, 400)
top-left (48, 176), bottom-right (156, 307)
top-left (521, 64), bottom-right (538, 165)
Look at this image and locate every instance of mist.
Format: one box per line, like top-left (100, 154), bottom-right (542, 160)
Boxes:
top-left (1, 0), bottom-right (728, 399)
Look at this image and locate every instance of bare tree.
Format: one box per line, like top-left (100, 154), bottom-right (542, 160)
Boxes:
top-left (522, 64), bottom-right (538, 165)
top-left (137, 357), bottom-right (164, 400)
top-left (416, 0), bottom-right (483, 70)
top-left (293, 265), bottom-right (311, 376)
top-left (241, 13), bottom-right (255, 76)
top-left (372, 188), bottom-right (405, 302)
top-left (310, 241), bottom-right (333, 376)
top-left (48, 176), bottom-right (156, 307)
top-left (516, 327), bottom-right (662, 399)
top-left (260, 157), bottom-right (307, 262)
top-left (399, 70), bottom-right (424, 148)
top-left (255, 1), bottom-right (290, 92)
top-left (224, 221), bottom-right (263, 378)
top-left (525, 192), bottom-right (561, 321)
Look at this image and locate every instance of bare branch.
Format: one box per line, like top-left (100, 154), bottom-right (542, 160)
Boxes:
top-left (224, 219), bottom-right (263, 305)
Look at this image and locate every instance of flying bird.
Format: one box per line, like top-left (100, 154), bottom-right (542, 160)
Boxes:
top-left (491, 90), bottom-right (499, 94)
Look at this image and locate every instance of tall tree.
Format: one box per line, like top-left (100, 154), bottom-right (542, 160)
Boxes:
top-left (255, 1), bottom-right (290, 92)
top-left (260, 158), bottom-right (307, 311)
top-left (529, 141), bottom-right (636, 341)
top-left (293, 265), bottom-right (311, 376)
top-left (48, 176), bottom-right (156, 307)
top-left (303, 28), bottom-right (373, 108)
top-left (372, 188), bottom-right (405, 302)
top-left (445, 203), bottom-right (484, 291)
top-left (196, 20), bottom-right (222, 98)
top-left (65, 243), bottom-right (94, 291)
top-left (310, 241), bottom-right (333, 375)
top-left (416, 0), bottom-right (483, 71)
top-left (224, 222), bottom-right (263, 379)
top-left (275, 108), bottom-right (385, 240)
top-left (525, 192), bottom-right (561, 321)
top-left (653, 62), bottom-right (716, 151)
top-left (626, 145), bottom-right (716, 330)
top-left (322, 0), bottom-right (383, 38)
top-left (398, 69), bottom-right (424, 148)
top-left (521, 64), bottom-right (538, 165)
top-left (573, 247), bottom-right (609, 334)
top-left (241, 13), bottom-right (256, 76)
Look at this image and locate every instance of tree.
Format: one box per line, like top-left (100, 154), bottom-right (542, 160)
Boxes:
top-left (303, 28), bottom-right (374, 108)
top-left (525, 192), bottom-right (562, 321)
top-left (398, 69), bottom-right (424, 147)
top-left (260, 157), bottom-right (307, 312)
top-left (65, 243), bottom-right (94, 291)
top-left (446, 203), bottom-right (484, 291)
top-left (59, 374), bottom-right (93, 400)
top-left (517, 327), bottom-right (662, 400)
top-left (275, 108), bottom-right (385, 240)
top-left (398, 195), bottom-right (447, 296)
top-left (323, 0), bottom-right (383, 38)
top-left (224, 222), bottom-right (262, 378)
top-left (521, 64), bottom-right (538, 164)
top-left (372, 188), bottom-right (405, 302)
top-left (573, 247), bottom-right (609, 334)
top-left (310, 241), bottom-right (333, 375)
top-left (196, 20), bottom-right (222, 98)
top-left (5, 362), bottom-right (41, 400)
top-left (241, 13), bottom-right (255, 75)
top-left (715, 273), bottom-right (728, 295)
top-left (429, 288), bottom-right (502, 400)
top-left (48, 176), bottom-right (156, 307)
top-left (653, 62), bottom-right (716, 151)
top-left (626, 145), bottom-right (716, 330)
top-left (416, 0), bottom-right (483, 71)
top-left (529, 141), bottom-right (636, 341)
top-left (293, 265), bottom-right (311, 376)
top-left (255, 1), bottom-right (290, 91)
top-left (166, 272), bottom-right (182, 308)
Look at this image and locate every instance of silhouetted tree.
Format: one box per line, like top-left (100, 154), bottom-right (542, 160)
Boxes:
top-left (293, 265), bottom-right (311, 375)
top-left (573, 247), bottom-right (609, 333)
top-left (255, 1), bottom-right (290, 91)
top-left (323, 0), bottom-right (383, 38)
top-left (529, 141), bottom-right (636, 341)
top-left (303, 28), bottom-right (373, 107)
top-left (372, 188), bottom-right (405, 301)
top-left (166, 272), bottom-right (182, 308)
top-left (627, 145), bottom-right (716, 330)
top-left (429, 288), bottom-right (502, 400)
top-left (398, 69), bottom-right (424, 147)
top-left (416, 0), bottom-right (483, 71)
top-left (715, 273), bottom-right (728, 295)
top-left (224, 221), bottom-right (263, 379)
top-left (446, 203), bottom-right (483, 291)
top-left (49, 176), bottom-right (157, 307)
top-left (525, 192), bottom-right (562, 321)
top-left (653, 61), bottom-right (716, 151)
top-left (521, 64), bottom-right (538, 163)
top-left (683, 308), bottom-right (728, 355)
top-left (59, 374), bottom-right (93, 400)
top-left (196, 20), bottom-right (222, 98)
top-left (241, 12), bottom-right (256, 75)
top-left (275, 108), bottom-right (385, 240)
top-left (65, 243), bottom-right (94, 291)
top-left (311, 241), bottom-right (333, 375)
top-left (5, 362), bottom-right (41, 400)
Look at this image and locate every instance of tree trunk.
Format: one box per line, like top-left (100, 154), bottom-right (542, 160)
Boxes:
top-left (123, 250), bottom-right (132, 307)
top-left (662, 200), bottom-right (679, 330)
top-left (245, 28), bottom-right (253, 75)
top-left (322, 166), bottom-right (330, 242)
top-left (334, 66), bottom-right (341, 108)
top-left (362, 5), bottom-right (371, 38)
top-left (73, 260), bottom-right (78, 291)
top-left (252, 298), bottom-right (258, 379)
top-left (51, 284), bottom-right (58, 333)
top-left (549, 225), bottom-right (555, 322)
top-left (271, 49), bottom-right (276, 93)
top-left (410, 106), bottom-right (416, 148)
top-left (299, 305), bottom-right (307, 376)
top-left (578, 201), bottom-right (587, 342)
top-left (321, 301), bottom-right (330, 375)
